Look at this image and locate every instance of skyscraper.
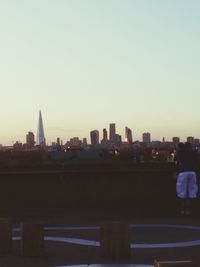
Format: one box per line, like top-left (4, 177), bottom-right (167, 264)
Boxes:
top-left (26, 131), bottom-right (35, 149)
top-left (142, 132), bottom-right (151, 143)
top-left (102, 128), bottom-right (108, 141)
top-left (90, 130), bottom-right (99, 146)
top-left (36, 110), bottom-right (46, 145)
top-left (125, 127), bottom-right (133, 144)
top-left (187, 136), bottom-right (194, 145)
top-left (172, 137), bottom-right (180, 148)
top-left (109, 123), bottom-right (116, 142)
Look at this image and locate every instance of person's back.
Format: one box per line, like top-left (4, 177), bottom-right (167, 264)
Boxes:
top-left (176, 142), bottom-right (198, 215)
top-left (177, 143), bottom-right (197, 172)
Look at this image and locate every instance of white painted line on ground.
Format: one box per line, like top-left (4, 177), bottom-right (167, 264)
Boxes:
top-left (12, 224), bottom-right (200, 249)
top-left (45, 226), bottom-right (100, 230)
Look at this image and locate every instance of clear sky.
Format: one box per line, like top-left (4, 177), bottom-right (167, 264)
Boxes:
top-left (0, 0), bottom-right (200, 145)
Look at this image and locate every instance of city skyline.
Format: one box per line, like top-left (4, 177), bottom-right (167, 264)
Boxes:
top-left (2, 111), bottom-right (200, 146)
top-left (1, 1), bottom-right (200, 145)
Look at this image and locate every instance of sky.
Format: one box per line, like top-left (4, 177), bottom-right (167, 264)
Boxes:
top-left (0, 0), bottom-right (200, 145)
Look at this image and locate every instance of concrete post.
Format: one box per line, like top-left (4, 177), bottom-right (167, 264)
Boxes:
top-left (21, 222), bottom-right (44, 257)
top-left (100, 221), bottom-right (131, 260)
top-left (0, 219), bottom-right (12, 253)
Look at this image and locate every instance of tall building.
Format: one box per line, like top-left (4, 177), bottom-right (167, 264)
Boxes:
top-left (115, 134), bottom-right (122, 145)
top-left (101, 128), bottom-right (108, 147)
top-left (56, 137), bottom-right (60, 146)
top-left (36, 110), bottom-right (46, 145)
top-left (83, 138), bottom-right (87, 147)
top-left (172, 137), bottom-right (180, 148)
top-left (26, 131), bottom-right (35, 149)
top-left (187, 136), bottom-right (194, 145)
top-left (109, 123), bottom-right (116, 142)
top-left (125, 127), bottom-right (133, 144)
top-left (194, 138), bottom-right (200, 146)
top-left (102, 128), bottom-right (108, 141)
top-left (90, 130), bottom-right (99, 146)
top-left (142, 132), bottom-right (151, 143)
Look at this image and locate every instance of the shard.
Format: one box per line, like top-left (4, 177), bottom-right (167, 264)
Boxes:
top-left (36, 110), bottom-right (46, 145)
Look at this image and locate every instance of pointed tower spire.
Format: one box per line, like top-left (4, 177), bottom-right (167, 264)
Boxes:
top-left (36, 110), bottom-right (46, 145)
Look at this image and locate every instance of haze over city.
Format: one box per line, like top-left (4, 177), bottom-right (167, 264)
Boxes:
top-left (1, 0), bottom-right (200, 145)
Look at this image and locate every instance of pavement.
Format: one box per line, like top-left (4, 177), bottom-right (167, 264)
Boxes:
top-left (1, 213), bottom-right (200, 267)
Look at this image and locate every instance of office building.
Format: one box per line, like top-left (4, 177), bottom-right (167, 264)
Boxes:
top-left (115, 134), bottom-right (122, 145)
top-left (36, 110), bottom-right (46, 146)
top-left (142, 132), bottom-right (151, 143)
top-left (90, 130), bottom-right (99, 146)
top-left (26, 131), bottom-right (35, 149)
top-left (83, 138), bottom-right (87, 146)
top-left (194, 138), bottom-right (200, 146)
top-left (125, 127), bottom-right (133, 144)
top-left (102, 128), bottom-right (108, 141)
top-left (172, 137), bottom-right (180, 148)
top-left (56, 137), bottom-right (60, 146)
top-left (187, 136), bottom-right (194, 145)
top-left (109, 123), bottom-right (116, 142)
top-left (13, 141), bottom-right (23, 151)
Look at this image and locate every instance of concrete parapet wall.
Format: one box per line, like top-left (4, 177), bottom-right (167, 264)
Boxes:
top-left (0, 163), bottom-right (197, 217)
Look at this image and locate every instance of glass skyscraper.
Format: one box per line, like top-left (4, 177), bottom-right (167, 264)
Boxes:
top-left (36, 110), bottom-right (46, 145)
top-left (109, 123), bottom-right (116, 142)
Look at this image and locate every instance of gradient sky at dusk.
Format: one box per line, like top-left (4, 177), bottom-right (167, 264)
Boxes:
top-left (1, 0), bottom-right (200, 145)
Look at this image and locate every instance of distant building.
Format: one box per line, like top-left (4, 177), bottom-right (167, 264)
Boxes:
top-left (143, 132), bottom-right (151, 143)
top-left (90, 130), bottom-right (99, 146)
top-left (13, 141), bottom-right (23, 151)
top-left (66, 137), bottom-right (82, 148)
top-left (194, 138), bottom-right (200, 147)
top-left (115, 134), bottom-right (122, 145)
top-left (125, 127), bottom-right (133, 144)
top-left (83, 138), bottom-right (87, 147)
top-left (26, 131), bottom-right (35, 149)
top-left (36, 110), bottom-right (46, 146)
top-left (101, 128), bottom-right (109, 147)
top-left (109, 123), bottom-right (116, 142)
top-left (172, 137), bottom-right (180, 148)
top-left (51, 137), bottom-right (61, 151)
top-left (56, 137), bottom-right (60, 146)
top-left (187, 136), bottom-right (194, 145)
top-left (102, 128), bottom-right (108, 141)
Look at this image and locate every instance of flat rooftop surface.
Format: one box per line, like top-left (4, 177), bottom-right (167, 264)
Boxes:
top-left (1, 214), bottom-right (200, 267)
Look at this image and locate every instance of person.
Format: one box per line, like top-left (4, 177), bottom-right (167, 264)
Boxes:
top-left (176, 142), bottom-right (198, 215)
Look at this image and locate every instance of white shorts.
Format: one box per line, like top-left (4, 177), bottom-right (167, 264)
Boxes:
top-left (176, 171), bottom-right (198, 198)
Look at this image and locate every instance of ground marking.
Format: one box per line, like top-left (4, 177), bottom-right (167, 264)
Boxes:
top-left (13, 224), bottom-right (200, 249)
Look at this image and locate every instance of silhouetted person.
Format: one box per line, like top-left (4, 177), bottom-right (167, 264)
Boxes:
top-left (176, 142), bottom-right (198, 215)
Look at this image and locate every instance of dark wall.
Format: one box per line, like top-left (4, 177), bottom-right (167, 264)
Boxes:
top-left (0, 163), bottom-right (197, 217)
